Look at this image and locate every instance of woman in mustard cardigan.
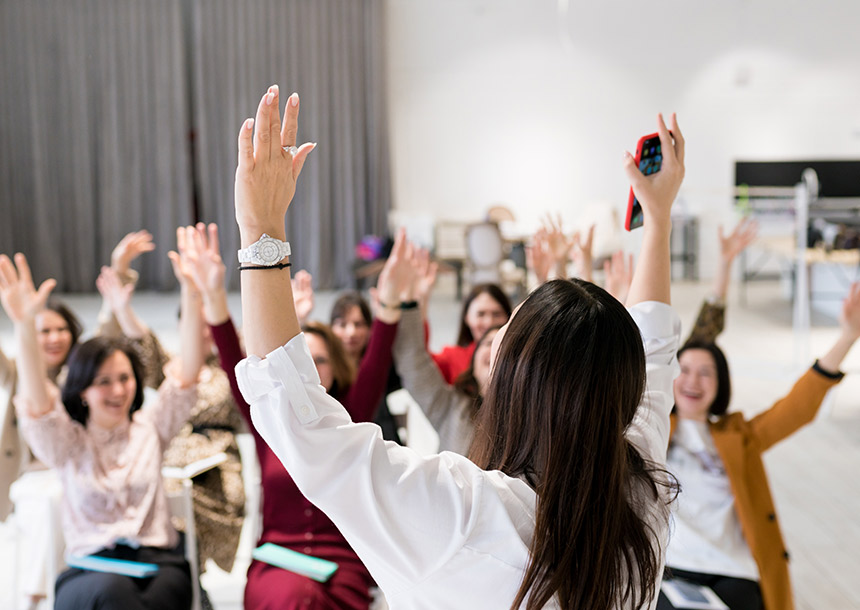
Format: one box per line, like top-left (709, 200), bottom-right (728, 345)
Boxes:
top-left (659, 222), bottom-right (860, 610)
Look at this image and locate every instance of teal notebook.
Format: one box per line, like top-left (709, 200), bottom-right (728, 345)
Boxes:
top-left (252, 543), bottom-right (339, 583)
top-left (67, 555), bottom-right (160, 578)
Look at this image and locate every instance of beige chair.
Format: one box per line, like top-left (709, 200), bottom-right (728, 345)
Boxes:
top-left (465, 222), bottom-right (527, 299)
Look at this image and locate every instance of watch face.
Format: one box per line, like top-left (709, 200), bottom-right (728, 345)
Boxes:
top-left (257, 237), bottom-right (283, 263)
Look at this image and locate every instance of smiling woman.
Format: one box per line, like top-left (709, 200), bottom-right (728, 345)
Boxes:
top-left (0, 249), bottom-right (204, 610)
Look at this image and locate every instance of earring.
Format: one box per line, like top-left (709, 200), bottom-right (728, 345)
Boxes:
top-left (81, 399), bottom-right (88, 407)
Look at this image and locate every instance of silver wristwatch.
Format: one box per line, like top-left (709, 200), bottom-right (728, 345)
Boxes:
top-left (237, 234), bottom-right (291, 265)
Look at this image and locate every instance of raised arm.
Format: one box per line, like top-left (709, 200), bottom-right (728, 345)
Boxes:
top-left (751, 282), bottom-right (860, 450)
top-left (181, 222), bottom-right (232, 327)
top-left (713, 217), bottom-right (758, 303)
top-left (625, 113), bottom-right (685, 307)
top-left (235, 86), bottom-right (315, 357)
top-left (167, 227), bottom-right (205, 387)
top-left (97, 230), bottom-right (155, 332)
top-left (292, 270), bottom-right (315, 325)
top-left (96, 266), bottom-right (150, 339)
top-left (0, 254), bottom-right (57, 417)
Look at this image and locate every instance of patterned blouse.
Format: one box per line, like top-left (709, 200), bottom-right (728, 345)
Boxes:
top-left (17, 379), bottom-right (197, 556)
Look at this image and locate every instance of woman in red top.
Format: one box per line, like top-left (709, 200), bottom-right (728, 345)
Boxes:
top-left (431, 283), bottom-right (511, 384)
top-left (179, 223), bottom-right (399, 609)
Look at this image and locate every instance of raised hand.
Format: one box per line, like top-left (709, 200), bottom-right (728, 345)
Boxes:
top-left (96, 266), bottom-right (134, 314)
top-left (292, 270), bottom-right (315, 324)
top-left (167, 226), bottom-right (198, 289)
top-left (840, 282), bottom-right (860, 341)
top-left (526, 228), bottom-right (553, 284)
top-left (623, 113), bottom-right (685, 228)
top-left (0, 253), bottom-right (56, 324)
top-left (413, 247), bottom-right (439, 313)
top-left (376, 228), bottom-right (416, 312)
top-left (570, 224), bottom-right (595, 282)
top-left (818, 282), bottom-right (860, 373)
top-left (543, 213), bottom-right (574, 264)
top-left (185, 223), bottom-right (227, 297)
top-left (624, 114), bottom-right (685, 307)
top-left (719, 217), bottom-right (759, 265)
top-left (603, 250), bottom-right (634, 305)
top-left (111, 230), bottom-right (155, 274)
top-left (235, 85), bottom-right (316, 243)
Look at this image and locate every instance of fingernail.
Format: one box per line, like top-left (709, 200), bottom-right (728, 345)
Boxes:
top-left (290, 93), bottom-right (299, 107)
top-left (271, 84), bottom-right (279, 95)
top-left (245, 118), bottom-right (254, 130)
top-left (266, 92), bottom-right (275, 105)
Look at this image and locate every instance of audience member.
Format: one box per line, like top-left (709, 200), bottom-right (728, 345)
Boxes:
top-left (0, 246), bottom-right (203, 610)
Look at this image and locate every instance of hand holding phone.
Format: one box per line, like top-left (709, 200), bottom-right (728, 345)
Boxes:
top-left (625, 133), bottom-right (663, 231)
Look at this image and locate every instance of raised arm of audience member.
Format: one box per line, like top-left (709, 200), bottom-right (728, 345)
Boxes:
top-left (96, 266), bottom-right (149, 339)
top-left (542, 213), bottom-right (575, 280)
top-left (379, 233), bottom-right (486, 454)
top-left (686, 217), bottom-right (758, 345)
top-left (570, 224), bottom-right (595, 283)
top-left (603, 250), bottom-right (634, 304)
top-left (0, 254), bottom-right (57, 418)
top-left (526, 226), bottom-right (553, 285)
top-left (291, 270), bottom-right (315, 325)
top-left (166, 229), bottom-right (206, 389)
top-left (412, 246), bottom-right (438, 316)
top-left (97, 230), bottom-right (155, 331)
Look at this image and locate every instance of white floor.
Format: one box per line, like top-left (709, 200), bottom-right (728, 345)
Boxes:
top-left (1, 277), bottom-right (859, 609)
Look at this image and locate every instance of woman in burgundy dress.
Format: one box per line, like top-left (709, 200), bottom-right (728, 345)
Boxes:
top-left (179, 222), bottom-right (400, 609)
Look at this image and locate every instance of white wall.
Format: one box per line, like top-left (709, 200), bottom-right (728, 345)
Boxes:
top-left (386, 0), bottom-right (860, 278)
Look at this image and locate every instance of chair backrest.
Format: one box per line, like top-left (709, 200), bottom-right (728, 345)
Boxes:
top-left (466, 222), bottom-right (504, 268)
top-left (163, 452), bottom-right (227, 610)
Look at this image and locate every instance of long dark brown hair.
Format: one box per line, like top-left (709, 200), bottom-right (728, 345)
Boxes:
top-left (469, 279), bottom-right (671, 610)
top-left (456, 283), bottom-right (512, 346)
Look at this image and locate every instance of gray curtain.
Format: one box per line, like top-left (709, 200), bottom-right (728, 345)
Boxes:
top-left (0, 0), bottom-right (391, 291)
top-left (0, 0), bottom-right (194, 291)
top-left (190, 0), bottom-right (392, 289)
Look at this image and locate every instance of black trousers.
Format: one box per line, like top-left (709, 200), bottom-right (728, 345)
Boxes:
top-left (657, 567), bottom-right (763, 610)
top-left (55, 543), bottom-right (192, 610)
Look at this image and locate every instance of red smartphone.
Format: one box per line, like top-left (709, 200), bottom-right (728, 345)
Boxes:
top-left (624, 132), bottom-right (663, 231)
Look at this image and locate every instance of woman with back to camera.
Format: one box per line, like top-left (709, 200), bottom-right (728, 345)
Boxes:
top-left (177, 220), bottom-right (401, 609)
top-left (0, 246), bottom-right (203, 610)
top-left (657, 221), bottom-right (860, 610)
top-left (232, 84), bottom-right (685, 609)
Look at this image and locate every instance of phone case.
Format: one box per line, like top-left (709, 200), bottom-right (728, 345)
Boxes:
top-left (625, 132), bottom-right (660, 231)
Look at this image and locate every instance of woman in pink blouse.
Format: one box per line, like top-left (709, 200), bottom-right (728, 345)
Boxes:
top-left (0, 251), bottom-right (204, 610)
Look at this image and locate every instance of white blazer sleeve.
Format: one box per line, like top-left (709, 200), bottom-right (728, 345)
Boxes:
top-left (236, 334), bottom-right (487, 599)
top-left (625, 301), bottom-right (681, 466)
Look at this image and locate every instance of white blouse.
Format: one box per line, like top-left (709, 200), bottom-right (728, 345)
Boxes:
top-left (666, 419), bottom-right (759, 580)
top-left (238, 301), bottom-right (681, 609)
top-left (17, 379), bottom-right (197, 557)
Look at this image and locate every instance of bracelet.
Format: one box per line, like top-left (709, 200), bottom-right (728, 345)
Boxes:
top-left (237, 262), bottom-right (292, 271)
top-left (378, 300), bottom-right (419, 310)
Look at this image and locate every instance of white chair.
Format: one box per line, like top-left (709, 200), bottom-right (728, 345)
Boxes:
top-left (163, 452), bottom-right (228, 610)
